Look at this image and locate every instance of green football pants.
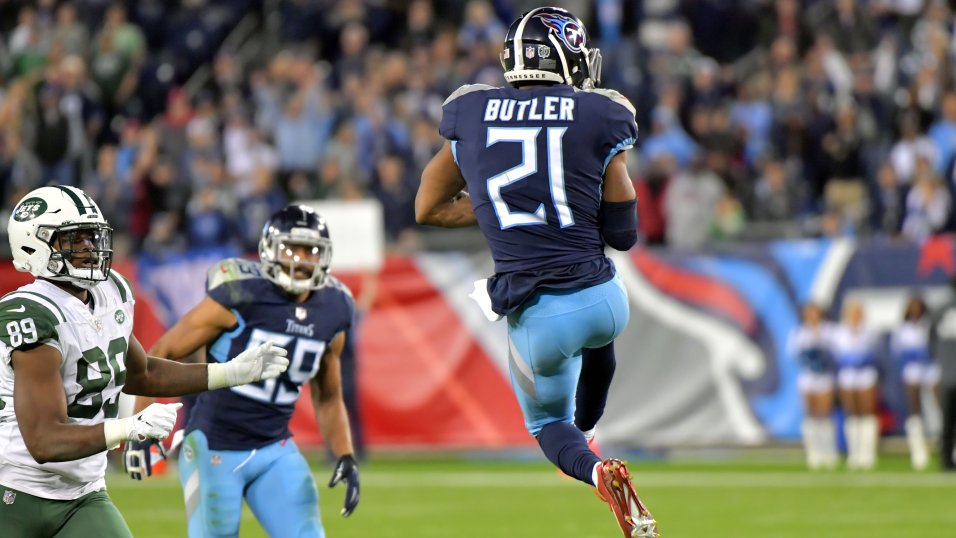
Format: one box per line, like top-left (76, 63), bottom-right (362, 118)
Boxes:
top-left (0, 484), bottom-right (132, 538)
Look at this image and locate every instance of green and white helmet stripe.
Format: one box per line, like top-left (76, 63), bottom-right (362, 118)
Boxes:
top-left (51, 185), bottom-right (100, 217)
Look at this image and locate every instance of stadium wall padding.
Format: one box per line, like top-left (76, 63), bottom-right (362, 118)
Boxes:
top-left (2, 236), bottom-right (952, 448)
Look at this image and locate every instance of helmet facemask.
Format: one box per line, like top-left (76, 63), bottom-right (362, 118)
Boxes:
top-left (259, 228), bottom-right (332, 295)
top-left (40, 222), bottom-right (114, 289)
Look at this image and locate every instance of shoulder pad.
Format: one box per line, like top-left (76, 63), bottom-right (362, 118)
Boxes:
top-left (443, 84), bottom-right (499, 106)
top-left (108, 270), bottom-right (135, 303)
top-left (325, 275), bottom-right (354, 300)
top-left (207, 258), bottom-right (263, 291)
top-left (0, 292), bottom-right (63, 348)
top-left (580, 88), bottom-right (636, 118)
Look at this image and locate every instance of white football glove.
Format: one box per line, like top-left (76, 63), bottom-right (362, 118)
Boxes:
top-left (103, 402), bottom-right (182, 449)
top-left (207, 340), bottom-right (290, 390)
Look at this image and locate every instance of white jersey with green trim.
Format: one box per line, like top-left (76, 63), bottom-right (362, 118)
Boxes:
top-left (0, 273), bottom-right (135, 500)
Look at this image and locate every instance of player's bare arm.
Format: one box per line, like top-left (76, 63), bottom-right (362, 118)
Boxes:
top-left (314, 330), bottom-right (361, 517)
top-left (415, 140), bottom-right (477, 227)
top-left (602, 152), bottom-right (636, 203)
top-left (12, 344), bottom-right (114, 462)
top-left (149, 297), bottom-right (238, 360)
top-left (132, 298), bottom-right (238, 412)
top-left (124, 334), bottom-right (213, 397)
top-left (599, 152), bottom-right (638, 251)
top-left (312, 331), bottom-right (353, 457)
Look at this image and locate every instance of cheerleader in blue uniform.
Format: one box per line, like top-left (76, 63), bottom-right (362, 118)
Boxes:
top-left (788, 302), bottom-right (838, 469)
top-left (891, 294), bottom-right (939, 470)
top-left (830, 300), bottom-right (880, 470)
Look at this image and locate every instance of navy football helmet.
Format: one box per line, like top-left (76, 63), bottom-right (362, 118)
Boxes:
top-left (258, 205), bottom-right (332, 294)
top-left (500, 7), bottom-right (601, 89)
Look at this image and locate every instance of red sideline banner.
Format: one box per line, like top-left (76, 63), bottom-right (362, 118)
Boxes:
top-left (0, 258), bottom-right (533, 450)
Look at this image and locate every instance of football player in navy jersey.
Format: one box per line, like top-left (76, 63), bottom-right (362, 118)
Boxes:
top-left (126, 205), bottom-right (359, 538)
top-left (415, 7), bottom-right (656, 538)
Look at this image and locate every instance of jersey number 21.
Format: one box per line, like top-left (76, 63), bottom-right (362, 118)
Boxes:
top-left (486, 126), bottom-right (574, 230)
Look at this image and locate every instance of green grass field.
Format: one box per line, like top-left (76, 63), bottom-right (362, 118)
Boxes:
top-left (109, 453), bottom-right (956, 538)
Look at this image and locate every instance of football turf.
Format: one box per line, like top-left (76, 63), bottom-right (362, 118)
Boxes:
top-left (109, 453), bottom-right (956, 537)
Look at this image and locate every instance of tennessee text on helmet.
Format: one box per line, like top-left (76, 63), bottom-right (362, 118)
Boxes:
top-left (258, 205), bottom-right (333, 295)
top-left (500, 7), bottom-right (602, 89)
top-left (7, 185), bottom-right (113, 289)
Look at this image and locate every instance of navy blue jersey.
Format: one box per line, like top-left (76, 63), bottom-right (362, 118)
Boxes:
top-left (186, 258), bottom-right (355, 450)
top-left (440, 84), bottom-right (638, 314)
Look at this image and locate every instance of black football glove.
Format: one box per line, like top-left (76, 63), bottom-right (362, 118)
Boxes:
top-left (123, 439), bottom-right (166, 480)
top-left (328, 454), bottom-right (360, 516)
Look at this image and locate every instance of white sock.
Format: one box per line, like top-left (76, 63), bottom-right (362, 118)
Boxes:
top-left (905, 415), bottom-right (929, 470)
top-left (802, 419), bottom-right (820, 469)
top-left (581, 428), bottom-right (596, 443)
top-left (591, 462), bottom-right (601, 487)
top-left (818, 417), bottom-right (838, 469)
top-left (858, 415), bottom-right (879, 470)
top-left (844, 417), bottom-right (860, 469)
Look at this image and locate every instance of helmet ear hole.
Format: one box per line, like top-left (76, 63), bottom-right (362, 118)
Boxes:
top-left (21, 246), bottom-right (35, 255)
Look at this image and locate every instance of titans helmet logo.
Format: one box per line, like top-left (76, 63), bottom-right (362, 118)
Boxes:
top-left (537, 13), bottom-right (585, 52)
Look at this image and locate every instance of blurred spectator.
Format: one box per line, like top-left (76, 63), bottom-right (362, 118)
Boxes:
top-left (371, 153), bottom-right (417, 246)
top-left (186, 186), bottom-right (234, 250)
top-left (710, 191), bottom-right (746, 242)
top-left (811, 0), bottom-right (879, 55)
top-left (757, 0), bottom-right (812, 54)
top-left (83, 144), bottom-right (130, 233)
top-left (635, 155), bottom-right (673, 246)
top-left (872, 162), bottom-right (906, 236)
top-left (458, 0), bottom-right (505, 50)
top-left (53, 3), bottom-right (89, 58)
top-left (928, 92), bottom-right (956, 174)
top-left (34, 84), bottom-right (73, 185)
top-left (753, 158), bottom-right (801, 222)
top-left (0, 129), bottom-right (41, 193)
top-left (642, 105), bottom-right (698, 170)
top-left (665, 154), bottom-right (724, 249)
top-left (890, 111), bottom-right (937, 185)
top-left (901, 159), bottom-right (951, 243)
top-left (275, 93), bottom-right (325, 182)
top-left (822, 101), bottom-right (868, 230)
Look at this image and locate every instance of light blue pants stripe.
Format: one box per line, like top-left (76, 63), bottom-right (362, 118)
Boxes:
top-left (506, 274), bottom-right (629, 436)
top-left (179, 431), bottom-right (323, 538)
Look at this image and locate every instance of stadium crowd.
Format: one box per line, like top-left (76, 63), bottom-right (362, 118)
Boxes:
top-left (3, 0), bottom-right (956, 256)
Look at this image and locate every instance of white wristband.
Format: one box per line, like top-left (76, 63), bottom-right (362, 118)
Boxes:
top-left (103, 418), bottom-right (131, 450)
top-left (207, 363), bottom-right (230, 390)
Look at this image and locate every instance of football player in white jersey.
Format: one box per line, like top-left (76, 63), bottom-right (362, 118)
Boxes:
top-left (0, 185), bottom-right (290, 537)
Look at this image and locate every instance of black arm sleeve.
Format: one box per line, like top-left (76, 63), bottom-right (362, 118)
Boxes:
top-left (599, 199), bottom-right (638, 251)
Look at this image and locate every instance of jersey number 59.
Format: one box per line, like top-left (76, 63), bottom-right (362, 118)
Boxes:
top-left (231, 328), bottom-right (325, 405)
